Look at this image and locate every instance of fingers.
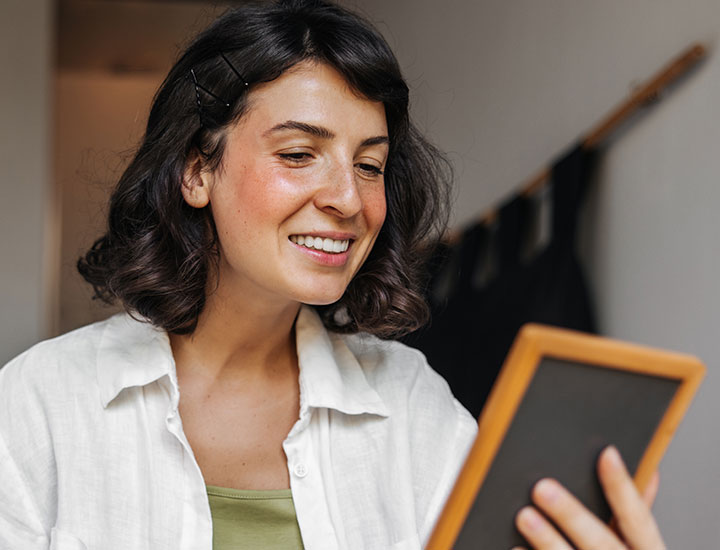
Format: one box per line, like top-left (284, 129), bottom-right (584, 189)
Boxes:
top-left (515, 504), bottom-right (574, 550)
top-left (514, 448), bottom-right (666, 550)
top-left (642, 470), bottom-right (660, 509)
top-left (517, 478), bottom-right (625, 550)
top-left (597, 446), bottom-right (666, 550)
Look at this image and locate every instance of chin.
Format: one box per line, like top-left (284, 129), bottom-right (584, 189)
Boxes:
top-left (300, 294), bottom-right (345, 307)
top-left (288, 276), bottom-right (351, 307)
top-left (295, 287), bottom-right (348, 307)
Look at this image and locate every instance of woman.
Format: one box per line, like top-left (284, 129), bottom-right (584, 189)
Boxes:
top-left (0, 1), bottom-right (665, 549)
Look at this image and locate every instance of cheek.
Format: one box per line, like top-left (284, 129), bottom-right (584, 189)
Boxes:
top-left (363, 187), bottom-right (387, 232)
top-left (222, 165), bottom-right (308, 225)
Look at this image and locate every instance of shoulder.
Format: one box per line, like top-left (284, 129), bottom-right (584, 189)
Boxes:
top-left (337, 331), bottom-right (453, 399)
top-left (333, 331), bottom-right (478, 540)
top-left (336, 331), bottom-right (476, 434)
top-left (0, 315), bottom-right (128, 530)
top-left (339, 331), bottom-right (429, 385)
top-left (0, 314), bottom-right (121, 395)
top-left (0, 312), bottom-right (156, 422)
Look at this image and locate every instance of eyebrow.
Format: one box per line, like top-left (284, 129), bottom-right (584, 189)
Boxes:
top-left (263, 120), bottom-right (389, 147)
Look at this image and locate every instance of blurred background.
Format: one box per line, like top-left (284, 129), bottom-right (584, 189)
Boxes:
top-left (2, 0), bottom-right (719, 546)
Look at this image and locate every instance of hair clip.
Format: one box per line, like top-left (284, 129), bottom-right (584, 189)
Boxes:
top-left (190, 68), bottom-right (231, 109)
top-left (220, 51), bottom-right (250, 88)
top-left (189, 52), bottom-right (250, 125)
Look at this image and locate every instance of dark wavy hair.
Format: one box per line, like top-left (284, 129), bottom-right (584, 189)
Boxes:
top-left (78, 0), bottom-right (452, 339)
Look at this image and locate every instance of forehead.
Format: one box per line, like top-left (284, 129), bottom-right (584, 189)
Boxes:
top-left (237, 61), bottom-right (388, 137)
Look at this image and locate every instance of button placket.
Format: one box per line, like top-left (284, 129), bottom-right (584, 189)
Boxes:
top-left (285, 406), bottom-right (312, 481)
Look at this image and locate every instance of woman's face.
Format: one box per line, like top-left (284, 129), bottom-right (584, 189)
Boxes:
top-left (188, 61), bottom-right (388, 307)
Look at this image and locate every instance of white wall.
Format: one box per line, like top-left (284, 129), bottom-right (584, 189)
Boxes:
top-left (0, 0), bottom-right (54, 364)
top-left (347, 0), bottom-right (720, 546)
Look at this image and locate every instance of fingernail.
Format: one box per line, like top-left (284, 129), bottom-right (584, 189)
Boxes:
top-left (517, 506), bottom-right (542, 532)
top-left (604, 445), bottom-right (622, 467)
top-left (535, 478), bottom-right (559, 503)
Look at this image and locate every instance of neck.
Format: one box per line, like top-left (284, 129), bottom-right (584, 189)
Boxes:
top-left (169, 279), bottom-right (302, 385)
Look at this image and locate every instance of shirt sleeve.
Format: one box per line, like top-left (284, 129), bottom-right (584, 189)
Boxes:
top-left (404, 352), bottom-right (478, 546)
top-left (0, 352), bottom-right (53, 549)
top-left (0, 429), bottom-right (50, 548)
top-left (419, 398), bottom-right (477, 543)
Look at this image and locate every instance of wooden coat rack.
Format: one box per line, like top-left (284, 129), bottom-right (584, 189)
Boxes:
top-left (469, 43), bottom-right (707, 229)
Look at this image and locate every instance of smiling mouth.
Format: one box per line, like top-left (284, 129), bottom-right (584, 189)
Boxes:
top-left (289, 235), bottom-right (351, 254)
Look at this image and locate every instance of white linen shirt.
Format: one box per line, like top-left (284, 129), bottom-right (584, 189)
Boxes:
top-left (0, 306), bottom-right (477, 550)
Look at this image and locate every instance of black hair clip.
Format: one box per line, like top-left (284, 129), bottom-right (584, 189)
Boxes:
top-left (219, 51), bottom-right (250, 88)
top-left (190, 68), bottom-right (231, 108)
top-left (189, 52), bottom-right (250, 125)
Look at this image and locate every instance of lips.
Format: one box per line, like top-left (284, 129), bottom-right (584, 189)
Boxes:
top-left (289, 235), bottom-right (351, 254)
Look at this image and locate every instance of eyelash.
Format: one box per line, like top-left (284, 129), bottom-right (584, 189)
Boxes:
top-left (278, 153), bottom-right (384, 177)
top-left (357, 164), bottom-right (384, 177)
top-left (278, 152), bottom-right (311, 162)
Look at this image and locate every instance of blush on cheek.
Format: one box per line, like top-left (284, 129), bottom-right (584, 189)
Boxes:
top-left (366, 193), bottom-right (387, 228)
top-left (251, 168), bottom-right (309, 207)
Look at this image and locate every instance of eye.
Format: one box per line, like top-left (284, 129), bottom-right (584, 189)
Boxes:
top-left (356, 163), bottom-right (384, 177)
top-left (278, 152), bottom-right (313, 164)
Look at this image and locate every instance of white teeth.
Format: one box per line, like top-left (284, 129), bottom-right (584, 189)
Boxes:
top-left (290, 235), bottom-right (350, 253)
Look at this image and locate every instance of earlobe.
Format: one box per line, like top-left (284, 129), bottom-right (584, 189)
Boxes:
top-left (181, 157), bottom-right (211, 208)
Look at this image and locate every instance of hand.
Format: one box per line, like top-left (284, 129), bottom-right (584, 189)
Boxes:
top-left (512, 446), bottom-right (665, 550)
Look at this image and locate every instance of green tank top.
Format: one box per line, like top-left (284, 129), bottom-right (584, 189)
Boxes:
top-left (206, 485), bottom-right (305, 550)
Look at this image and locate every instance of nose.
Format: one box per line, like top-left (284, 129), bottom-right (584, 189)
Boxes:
top-left (314, 162), bottom-right (363, 218)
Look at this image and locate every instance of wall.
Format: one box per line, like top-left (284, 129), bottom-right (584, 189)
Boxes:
top-left (0, 0), bottom-right (54, 364)
top-left (55, 72), bottom-right (162, 332)
top-left (346, 0), bottom-right (720, 545)
top-left (54, 1), bottom-right (229, 336)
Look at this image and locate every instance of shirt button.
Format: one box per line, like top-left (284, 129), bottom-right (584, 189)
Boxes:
top-left (293, 463), bottom-right (308, 478)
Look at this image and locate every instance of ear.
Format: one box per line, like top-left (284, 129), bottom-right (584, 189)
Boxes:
top-left (181, 154), bottom-right (211, 208)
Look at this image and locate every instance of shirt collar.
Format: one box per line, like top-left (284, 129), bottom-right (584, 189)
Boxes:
top-left (96, 313), bottom-right (176, 409)
top-left (96, 307), bottom-right (389, 418)
top-left (295, 306), bottom-right (389, 418)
